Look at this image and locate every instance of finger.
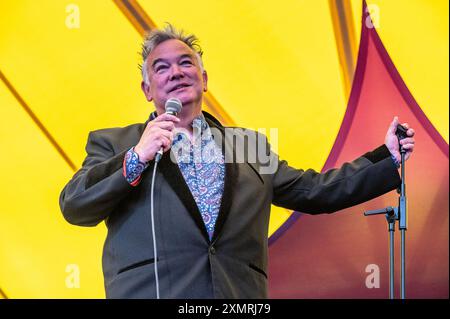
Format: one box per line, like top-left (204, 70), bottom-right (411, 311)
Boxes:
top-left (401, 123), bottom-right (410, 130)
top-left (160, 135), bottom-right (172, 152)
top-left (148, 124), bottom-right (175, 137)
top-left (163, 142), bottom-right (172, 152)
top-left (400, 138), bottom-right (415, 145)
top-left (157, 128), bottom-right (174, 145)
top-left (401, 143), bottom-right (415, 150)
top-left (407, 128), bottom-right (415, 137)
top-left (389, 116), bottom-right (399, 133)
top-left (153, 121), bottom-right (176, 131)
top-left (154, 133), bottom-right (170, 147)
top-left (154, 113), bottom-right (180, 123)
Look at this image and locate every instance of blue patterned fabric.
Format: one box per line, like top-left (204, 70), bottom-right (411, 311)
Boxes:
top-left (123, 147), bottom-right (149, 186)
top-left (173, 114), bottom-right (225, 241)
top-left (390, 154), bottom-right (401, 168)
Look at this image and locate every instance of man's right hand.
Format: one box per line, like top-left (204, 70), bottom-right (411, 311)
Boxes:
top-left (134, 113), bottom-right (180, 162)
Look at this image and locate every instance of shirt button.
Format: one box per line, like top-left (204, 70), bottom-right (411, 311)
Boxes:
top-left (209, 246), bottom-right (216, 255)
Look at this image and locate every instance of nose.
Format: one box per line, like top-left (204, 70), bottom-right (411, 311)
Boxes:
top-left (169, 64), bottom-right (184, 80)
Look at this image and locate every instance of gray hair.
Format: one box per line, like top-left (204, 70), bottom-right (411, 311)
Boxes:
top-left (140, 24), bottom-right (204, 85)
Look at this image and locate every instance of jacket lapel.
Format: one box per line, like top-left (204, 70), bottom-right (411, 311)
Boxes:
top-left (205, 115), bottom-right (238, 244)
top-left (157, 151), bottom-right (211, 243)
top-left (154, 111), bottom-right (238, 244)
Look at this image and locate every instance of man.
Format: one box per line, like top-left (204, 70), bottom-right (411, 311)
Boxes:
top-left (59, 24), bottom-right (415, 298)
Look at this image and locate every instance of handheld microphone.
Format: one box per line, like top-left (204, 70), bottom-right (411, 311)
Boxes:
top-left (396, 124), bottom-right (408, 154)
top-left (155, 98), bottom-right (182, 162)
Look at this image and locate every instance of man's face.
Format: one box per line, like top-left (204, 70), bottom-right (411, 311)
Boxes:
top-left (142, 39), bottom-right (208, 113)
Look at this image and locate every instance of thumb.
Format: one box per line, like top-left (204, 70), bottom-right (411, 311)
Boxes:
top-left (389, 116), bottom-right (399, 134)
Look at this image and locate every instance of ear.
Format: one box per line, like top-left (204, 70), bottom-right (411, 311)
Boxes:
top-left (202, 70), bottom-right (208, 92)
top-left (141, 81), bottom-right (153, 102)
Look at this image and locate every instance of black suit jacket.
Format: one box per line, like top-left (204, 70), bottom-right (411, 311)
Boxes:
top-left (59, 111), bottom-right (401, 298)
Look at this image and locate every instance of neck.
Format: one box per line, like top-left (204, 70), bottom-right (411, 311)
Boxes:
top-left (178, 109), bottom-right (202, 140)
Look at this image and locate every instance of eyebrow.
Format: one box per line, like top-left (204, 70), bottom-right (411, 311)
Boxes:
top-left (151, 54), bottom-right (194, 68)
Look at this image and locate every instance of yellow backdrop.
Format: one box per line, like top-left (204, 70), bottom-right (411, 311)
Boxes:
top-left (0, 0), bottom-right (447, 298)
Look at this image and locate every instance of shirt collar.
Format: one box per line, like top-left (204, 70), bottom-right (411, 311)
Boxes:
top-left (192, 113), bottom-right (208, 132)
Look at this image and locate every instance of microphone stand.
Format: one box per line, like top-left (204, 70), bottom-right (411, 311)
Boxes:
top-left (399, 149), bottom-right (407, 299)
top-left (364, 126), bottom-right (408, 299)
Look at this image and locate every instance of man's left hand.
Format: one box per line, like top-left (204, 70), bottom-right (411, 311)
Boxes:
top-left (385, 116), bottom-right (416, 163)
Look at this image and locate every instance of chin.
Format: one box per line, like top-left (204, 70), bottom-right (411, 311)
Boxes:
top-left (177, 95), bottom-right (196, 106)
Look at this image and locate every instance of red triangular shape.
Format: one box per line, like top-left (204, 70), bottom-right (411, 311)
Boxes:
top-left (268, 1), bottom-right (449, 298)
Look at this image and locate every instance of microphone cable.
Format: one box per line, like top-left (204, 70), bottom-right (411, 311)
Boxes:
top-left (150, 153), bottom-right (162, 299)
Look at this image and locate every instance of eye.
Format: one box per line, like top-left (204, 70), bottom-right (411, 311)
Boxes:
top-left (180, 60), bottom-right (193, 66)
top-left (155, 64), bottom-right (168, 73)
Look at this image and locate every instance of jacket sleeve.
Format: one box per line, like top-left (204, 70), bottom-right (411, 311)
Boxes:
top-left (272, 145), bottom-right (401, 214)
top-left (59, 130), bottom-right (133, 226)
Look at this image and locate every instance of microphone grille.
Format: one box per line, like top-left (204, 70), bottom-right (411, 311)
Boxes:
top-left (165, 98), bottom-right (182, 115)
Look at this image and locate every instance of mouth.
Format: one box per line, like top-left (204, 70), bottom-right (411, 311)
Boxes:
top-left (169, 83), bottom-right (191, 93)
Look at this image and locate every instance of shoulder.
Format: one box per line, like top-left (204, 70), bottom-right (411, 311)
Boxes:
top-left (87, 123), bottom-right (145, 153)
top-left (89, 123), bottom-right (144, 140)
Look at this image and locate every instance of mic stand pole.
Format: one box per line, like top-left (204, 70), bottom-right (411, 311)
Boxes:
top-left (398, 149), bottom-right (407, 299)
top-left (364, 128), bottom-right (408, 299)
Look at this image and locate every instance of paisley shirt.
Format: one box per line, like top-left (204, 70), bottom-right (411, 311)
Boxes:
top-left (172, 114), bottom-right (225, 241)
